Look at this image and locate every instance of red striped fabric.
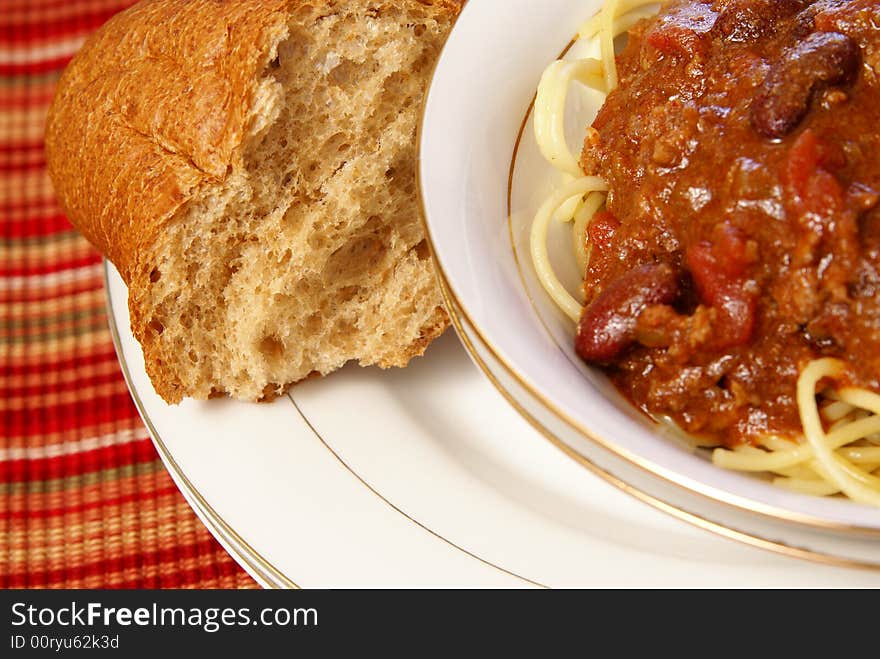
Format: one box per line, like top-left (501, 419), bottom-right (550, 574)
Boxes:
top-left (1, 9), bottom-right (121, 41)
top-left (1, 485), bottom-right (182, 521)
top-left (0, 0), bottom-right (258, 589)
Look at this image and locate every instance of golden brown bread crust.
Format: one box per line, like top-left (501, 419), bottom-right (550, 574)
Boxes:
top-left (46, 0), bottom-right (462, 279)
top-left (46, 0), bottom-right (296, 401)
top-left (46, 0), bottom-right (460, 402)
top-left (46, 0), bottom-right (291, 283)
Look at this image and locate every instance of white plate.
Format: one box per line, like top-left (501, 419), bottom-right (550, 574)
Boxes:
top-left (106, 262), bottom-right (880, 586)
top-left (419, 0), bottom-right (880, 541)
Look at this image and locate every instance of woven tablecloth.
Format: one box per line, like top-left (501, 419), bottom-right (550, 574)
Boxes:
top-left (0, 0), bottom-right (257, 589)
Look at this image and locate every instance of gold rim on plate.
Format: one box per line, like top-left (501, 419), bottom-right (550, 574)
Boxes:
top-left (103, 263), bottom-right (300, 589)
top-left (288, 396), bottom-right (546, 588)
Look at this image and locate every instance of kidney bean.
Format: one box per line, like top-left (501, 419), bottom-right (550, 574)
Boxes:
top-left (751, 31), bottom-right (861, 139)
top-left (576, 263), bottom-right (680, 364)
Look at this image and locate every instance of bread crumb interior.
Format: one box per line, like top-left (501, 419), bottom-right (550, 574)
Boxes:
top-left (143, 2), bottom-right (450, 401)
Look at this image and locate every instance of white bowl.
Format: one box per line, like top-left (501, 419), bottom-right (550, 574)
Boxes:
top-left (419, 0), bottom-right (880, 544)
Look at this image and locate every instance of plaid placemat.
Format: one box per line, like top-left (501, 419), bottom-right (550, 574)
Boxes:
top-left (0, 0), bottom-right (257, 589)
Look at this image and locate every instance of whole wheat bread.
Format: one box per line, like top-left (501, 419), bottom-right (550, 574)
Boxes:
top-left (46, 0), bottom-right (459, 403)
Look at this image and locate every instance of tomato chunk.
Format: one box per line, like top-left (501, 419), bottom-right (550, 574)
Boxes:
top-left (646, 2), bottom-right (718, 57)
top-left (588, 211), bottom-right (620, 253)
top-left (814, 0), bottom-right (877, 32)
top-left (782, 129), bottom-right (845, 221)
top-left (687, 225), bottom-right (757, 348)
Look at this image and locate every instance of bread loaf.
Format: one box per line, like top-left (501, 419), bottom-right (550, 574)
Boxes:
top-left (46, 0), bottom-right (459, 403)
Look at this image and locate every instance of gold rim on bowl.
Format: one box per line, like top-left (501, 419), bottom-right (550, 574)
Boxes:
top-left (415, 3), bottom-right (880, 562)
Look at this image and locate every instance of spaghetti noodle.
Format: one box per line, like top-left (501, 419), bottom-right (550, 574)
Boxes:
top-left (530, 0), bottom-right (880, 506)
